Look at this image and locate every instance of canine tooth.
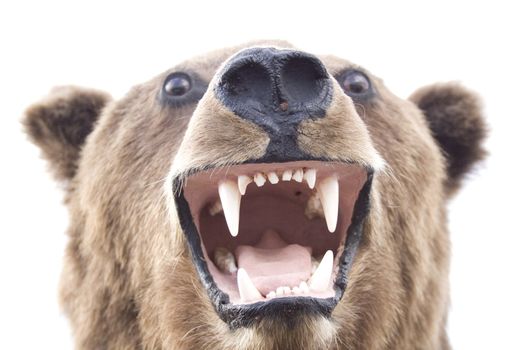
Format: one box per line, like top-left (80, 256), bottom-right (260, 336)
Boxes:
top-left (292, 169), bottom-right (304, 182)
top-left (311, 256), bottom-right (320, 274)
top-left (309, 250), bottom-right (334, 293)
top-left (237, 175), bottom-right (252, 195)
top-left (267, 291), bottom-right (276, 299)
top-left (218, 180), bottom-right (241, 237)
top-left (282, 170), bottom-right (293, 181)
top-left (213, 247), bottom-right (237, 274)
top-left (318, 175), bottom-right (339, 232)
top-left (300, 281), bottom-right (309, 293)
top-left (304, 169), bottom-right (316, 189)
top-left (267, 172), bottom-right (279, 184)
top-left (208, 200), bottom-right (223, 216)
top-left (237, 268), bottom-right (263, 302)
top-left (254, 172), bottom-right (266, 187)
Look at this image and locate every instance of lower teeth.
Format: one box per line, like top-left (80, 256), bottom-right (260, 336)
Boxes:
top-left (266, 281), bottom-right (310, 299)
top-left (212, 245), bottom-right (334, 302)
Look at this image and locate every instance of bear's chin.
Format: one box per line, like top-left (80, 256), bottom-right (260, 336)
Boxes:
top-left (173, 159), bottom-right (373, 328)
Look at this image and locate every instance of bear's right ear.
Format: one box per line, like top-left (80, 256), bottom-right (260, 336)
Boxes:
top-left (409, 83), bottom-right (487, 196)
top-left (23, 86), bottom-right (111, 182)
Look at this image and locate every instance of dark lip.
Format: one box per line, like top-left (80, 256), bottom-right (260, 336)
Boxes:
top-left (172, 159), bottom-right (373, 329)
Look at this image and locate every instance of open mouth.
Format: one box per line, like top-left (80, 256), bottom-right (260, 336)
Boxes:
top-left (173, 160), bottom-right (372, 327)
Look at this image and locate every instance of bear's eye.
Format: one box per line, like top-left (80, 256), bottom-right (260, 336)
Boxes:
top-left (340, 71), bottom-right (371, 96)
top-left (163, 72), bottom-right (192, 97)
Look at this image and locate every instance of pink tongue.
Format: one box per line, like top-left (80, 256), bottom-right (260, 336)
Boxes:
top-left (235, 229), bottom-right (312, 296)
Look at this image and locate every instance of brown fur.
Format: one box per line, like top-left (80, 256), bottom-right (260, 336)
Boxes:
top-left (24, 41), bottom-right (486, 349)
top-left (23, 86), bottom-right (111, 183)
top-left (410, 83), bottom-right (487, 195)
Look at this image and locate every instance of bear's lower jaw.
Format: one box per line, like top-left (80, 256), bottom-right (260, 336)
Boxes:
top-left (173, 160), bottom-right (372, 328)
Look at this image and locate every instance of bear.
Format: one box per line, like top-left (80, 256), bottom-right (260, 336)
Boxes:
top-left (23, 40), bottom-right (486, 349)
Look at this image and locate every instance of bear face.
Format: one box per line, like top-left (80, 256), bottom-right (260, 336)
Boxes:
top-left (24, 41), bottom-right (486, 349)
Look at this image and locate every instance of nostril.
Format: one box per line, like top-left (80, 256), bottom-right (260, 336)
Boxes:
top-left (216, 47), bottom-right (332, 131)
top-left (219, 61), bottom-right (273, 109)
top-left (280, 56), bottom-right (328, 105)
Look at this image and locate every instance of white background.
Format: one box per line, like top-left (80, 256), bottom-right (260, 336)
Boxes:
top-left (1, 1), bottom-right (523, 349)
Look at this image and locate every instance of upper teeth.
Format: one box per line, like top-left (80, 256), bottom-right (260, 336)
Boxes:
top-left (317, 175), bottom-right (339, 233)
top-left (304, 168), bottom-right (316, 189)
top-left (208, 200), bottom-right (223, 216)
top-left (292, 169), bottom-right (304, 182)
top-left (254, 172), bottom-right (266, 187)
top-left (217, 169), bottom-right (339, 237)
top-left (218, 180), bottom-right (241, 237)
top-left (214, 247), bottom-right (237, 274)
top-left (237, 175), bottom-right (252, 195)
top-left (267, 171), bottom-right (279, 184)
top-left (304, 191), bottom-right (323, 220)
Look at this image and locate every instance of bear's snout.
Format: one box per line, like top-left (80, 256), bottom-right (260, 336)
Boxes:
top-left (215, 47), bottom-right (332, 134)
top-left (171, 45), bottom-right (384, 179)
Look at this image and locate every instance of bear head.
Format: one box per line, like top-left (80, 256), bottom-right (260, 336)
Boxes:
top-left (24, 40), bottom-right (486, 349)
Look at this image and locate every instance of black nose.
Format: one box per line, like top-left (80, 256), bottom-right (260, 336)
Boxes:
top-left (215, 48), bottom-right (332, 134)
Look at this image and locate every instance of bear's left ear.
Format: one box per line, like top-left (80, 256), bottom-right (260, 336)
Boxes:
top-left (409, 83), bottom-right (487, 196)
top-left (23, 86), bottom-right (111, 182)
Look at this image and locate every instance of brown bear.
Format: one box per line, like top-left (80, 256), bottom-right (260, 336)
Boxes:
top-left (24, 40), bottom-right (486, 349)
